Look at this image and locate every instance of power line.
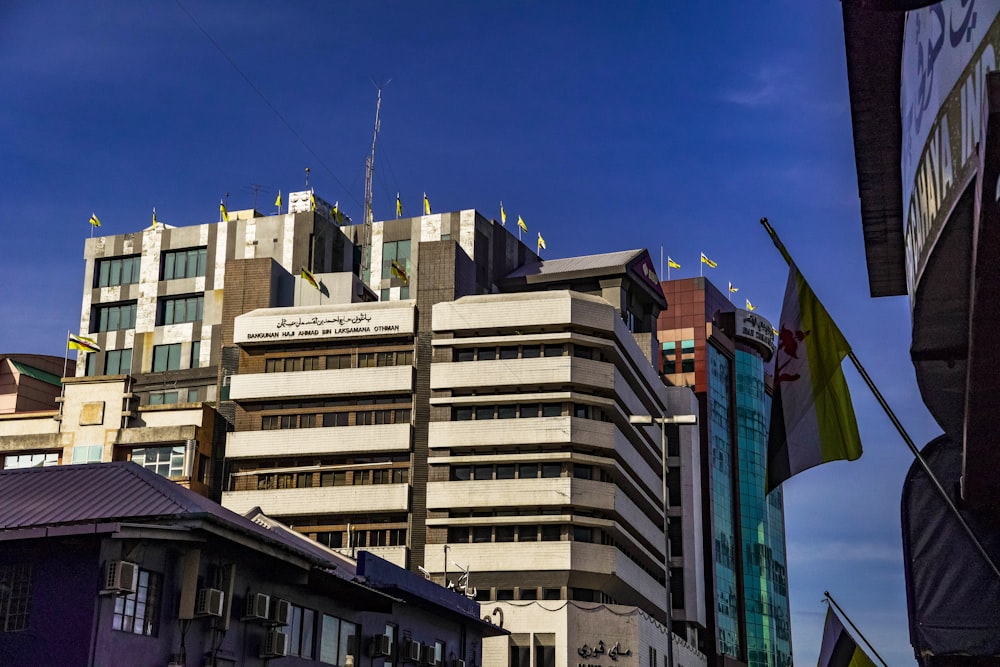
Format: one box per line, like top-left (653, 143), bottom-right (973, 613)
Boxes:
top-left (174, 0), bottom-right (362, 211)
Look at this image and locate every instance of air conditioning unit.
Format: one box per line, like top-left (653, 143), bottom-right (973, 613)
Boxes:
top-left (404, 640), bottom-right (422, 663)
top-left (268, 597), bottom-right (291, 626)
top-left (421, 643), bottom-right (441, 666)
top-left (261, 629), bottom-right (289, 658)
top-left (195, 587), bottom-right (225, 617)
top-left (453, 659), bottom-right (466, 667)
top-left (243, 592), bottom-right (270, 621)
top-left (370, 633), bottom-right (393, 657)
top-left (102, 560), bottom-right (139, 595)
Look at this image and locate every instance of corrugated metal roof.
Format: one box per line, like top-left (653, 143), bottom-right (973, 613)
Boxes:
top-left (0, 463), bottom-right (348, 573)
top-left (8, 360), bottom-right (62, 387)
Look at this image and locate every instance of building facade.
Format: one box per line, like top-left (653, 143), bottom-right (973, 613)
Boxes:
top-left (0, 461), bottom-right (498, 666)
top-left (656, 278), bottom-right (790, 667)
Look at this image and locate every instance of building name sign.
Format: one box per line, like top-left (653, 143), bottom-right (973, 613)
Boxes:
top-left (234, 307), bottom-right (414, 344)
top-left (577, 639), bottom-right (633, 667)
top-left (735, 308), bottom-right (776, 361)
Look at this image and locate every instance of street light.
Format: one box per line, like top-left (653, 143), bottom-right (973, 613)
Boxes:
top-left (629, 411), bottom-right (698, 667)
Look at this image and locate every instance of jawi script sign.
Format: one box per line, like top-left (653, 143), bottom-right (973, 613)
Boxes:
top-left (234, 305), bottom-right (415, 344)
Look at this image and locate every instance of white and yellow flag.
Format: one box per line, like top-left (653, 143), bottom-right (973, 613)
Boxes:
top-left (766, 224), bottom-right (861, 492)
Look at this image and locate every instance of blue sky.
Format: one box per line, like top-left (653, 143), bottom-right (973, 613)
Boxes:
top-left (0, 2), bottom-right (940, 663)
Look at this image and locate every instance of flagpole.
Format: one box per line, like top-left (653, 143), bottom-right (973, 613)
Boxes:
top-left (823, 591), bottom-right (888, 667)
top-left (847, 348), bottom-right (1000, 580)
top-left (660, 246), bottom-right (663, 279)
top-left (760, 217), bottom-right (1000, 582)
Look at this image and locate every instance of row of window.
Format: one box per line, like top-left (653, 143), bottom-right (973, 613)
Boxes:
top-left (265, 349), bottom-right (413, 373)
top-left (449, 462), bottom-right (607, 482)
top-left (236, 466), bottom-right (410, 492)
top-left (452, 343), bottom-right (601, 363)
top-left (95, 248), bottom-right (207, 288)
top-left (84, 342), bottom-right (201, 377)
top-left (315, 527), bottom-right (407, 549)
top-left (452, 403), bottom-right (609, 422)
top-left (91, 295), bottom-right (204, 333)
top-left (0, 564), bottom-right (31, 632)
top-left (260, 408), bottom-right (411, 430)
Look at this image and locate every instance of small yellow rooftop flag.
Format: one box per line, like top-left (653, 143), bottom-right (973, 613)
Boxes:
top-left (151, 208), bottom-right (159, 230)
top-left (301, 267), bottom-right (320, 291)
top-left (89, 213), bottom-right (101, 227)
top-left (667, 257), bottom-right (681, 270)
top-left (746, 299), bottom-right (757, 311)
top-left (517, 215), bottom-right (527, 233)
top-left (396, 193), bottom-right (403, 218)
top-left (68, 333), bottom-right (100, 353)
top-left (423, 193), bottom-right (431, 215)
top-left (275, 191), bottom-right (282, 209)
top-left (700, 252), bottom-right (717, 269)
top-left (729, 281), bottom-right (738, 293)
top-left (537, 232), bottom-right (546, 251)
top-left (220, 201), bottom-right (229, 222)
top-left (500, 201), bottom-right (507, 225)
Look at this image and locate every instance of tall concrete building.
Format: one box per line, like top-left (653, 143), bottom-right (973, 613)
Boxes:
top-left (2, 196), bottom-right (712, 667)
top-left (656, 278), bottom-right (790, 667)
top-left (218, 210), bottom-right (708, 667)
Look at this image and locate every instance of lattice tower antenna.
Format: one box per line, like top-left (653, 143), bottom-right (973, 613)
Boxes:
top-left (362, 82), bottom-right (388, 285)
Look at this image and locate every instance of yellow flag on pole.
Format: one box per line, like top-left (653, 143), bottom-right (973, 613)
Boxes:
top-left (89, 213), bottom-right (101, 227)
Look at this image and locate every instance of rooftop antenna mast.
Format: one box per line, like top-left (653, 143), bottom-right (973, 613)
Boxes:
top-left (362, 80), bottom-right (389, 285)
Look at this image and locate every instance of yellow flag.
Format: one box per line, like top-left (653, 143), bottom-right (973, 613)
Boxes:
top-left (423, 193), bottom-right (431, 215)
top-left (220, 201), bottom-right (229, 222)
top-left (500, 201), bottom-right (507, 225)
top-left (301, 267), bottom-right (320, 291)
top-left (151, 208), bottom-right (158, 229)
top-left (667, 257), bottom-right (680, 269)
top-left (89, 213), bottom-right (101, 227)
top-left (68, 333), bottom-right (100, 353)
top-left (391, 259), bottom-right (409, 283)
top-left (700, 252), bottom-right (717, 268)
top-left (274, 191), bottom-right (282, 208)
top-left (746, 299), bottom-right (757, 311)
top-left (396, 193), bottom-right (403, 218)
top-left (729, 281), bottom-right (738, 293)
top-left (517, 215), bottom-right (527, 233)
top-left (310, 190), bottom-right (316, 211)
top-left (333, 201), bottom-right (343, 224)
top-left (537, 232), bottom-right (546, 250)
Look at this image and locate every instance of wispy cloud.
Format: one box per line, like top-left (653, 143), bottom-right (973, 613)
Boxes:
top-left (720, 65), bottom-right (793, 107)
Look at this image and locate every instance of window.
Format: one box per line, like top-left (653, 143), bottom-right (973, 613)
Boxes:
top-left (521, 345), bottom-right (540, 358)
top-left (448, 527), bottom-right (470, 543)
top-left (152, 343), bottom-right (182, 371)
top-left (190, 341), bottom-right (201, 368)
top-left (499, 346), bottom-right (518, 360)
top-left (518, 464), bottom-right (538, 479)
top-left (455, 349), bottom-right (475, 362)
top-left (473, 466), bottom-right (492, 481)
top-left (681, 359), bottom-right (695, 372)
top-left (381, 240), bottom-right (411, 281)
top-left (478, 347), bottom-right (497, 361)
top-left (496, 464), bottom-right (515, 480)
top-left (162, 247), bottom-right (207, 280)
top-left (519, 404), bottom-right (539, 418)
top-left (288, 605), bottom-right (316, 658)
top-left (680, 340), bottom-right (695, 354)
top-left (496, 589), bottom-right (514, 601)
top-left (573, 526), bottom-right (593, 543)
top-left (148, 391), bottom-right (179, 405)
top-left (454, 407), bottom-right (473, 421)
top-left (160, 295), bottom-right (203, 325)
top-left (540, 463), bottom-right (561, 478)
top-left (540, 525), bottom-right (561, 541)
top-left (319, 614), bottom-right (358, 666)
top-left (327, 354), bottom-right (352, 369)
top-left (104, 349), bottom-right (133, 374)
top-left (496, 526), bottom-right (516, 542)
top-left (93, 302), bottom-right (137, 332)
top-left (0, 564), bottom-right (32, 632)
top-left (96, 255), bottom-right (141, 288)
top-left (451, 466), bottom-right (471, 481)
top-left (113, 569), bottom-right (161, 636)
top-left (131, 445), bottom-right (185, 478)
top-left (72, 444), bottom-right (103, 464)
top-left (475, 406), bottom-right (494, 420)
top-left (542, 588), bottom-right (560, 600)
top-left (511, 645), bottom-right (530, 667)
top-left (85, 354), bottom-right (98, 377)
top-left (541, 404), bottom-right (561, 417)
top-left (543, 345), bottom-right (563, 357)
top-left (518, 526), bottom-right (538, 542)
top-left (472, 527), bottom-right (492, 543)
top-left (497, 405), bottom-right (517, 419)
top-left (3, 452), bottom-right (57, 469)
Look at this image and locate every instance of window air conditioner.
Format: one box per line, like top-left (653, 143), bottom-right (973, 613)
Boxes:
top-left (420, 644), bottom-right (437, 666)
top-left (453, 659), bottom-right (466, 667)
top-left (370, 633), bottom-right (393, 657)
top-left (102, 560), bottom-right (139, 595)
top-left (268, 597), bottom-right (291, 626)
top-left (195, 587), bottom-right (225, 617)
top-left (262, 629), bottom-right (289, 658)
top-left (243, 592), bottom-right (271, 621)
top-left (404, 640), bottom-right (422, 663)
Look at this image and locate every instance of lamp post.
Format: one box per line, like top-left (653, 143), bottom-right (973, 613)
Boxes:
top-left (629, 412), bottom-right (698, 667)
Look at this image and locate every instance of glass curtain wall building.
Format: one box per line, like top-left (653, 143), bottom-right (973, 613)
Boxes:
top-left (657, 277), bottom-right (791, 667)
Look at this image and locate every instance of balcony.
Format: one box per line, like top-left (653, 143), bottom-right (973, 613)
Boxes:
top-left (222, 483), bottom-right (409, 517)
top-left (430, 357), bottom-right (612, 393)
top-left (226, 423), bottom-right (411, 459)
top-left (230, 366), bottom-right (413, 401)
top-left (427, 416), bottom-right (612, 451)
